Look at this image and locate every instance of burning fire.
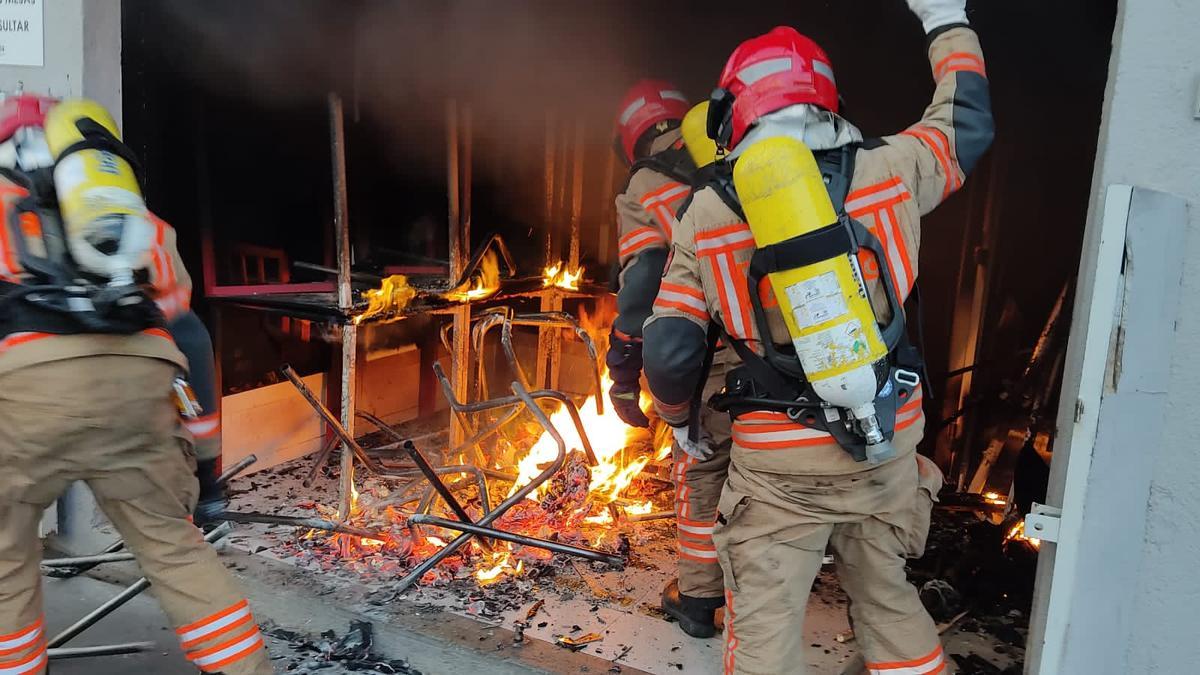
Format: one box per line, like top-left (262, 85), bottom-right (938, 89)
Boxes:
top-left (510, 370), bottom-right (654, 505)
top-left (1004, 520), bottom-right (1042, 550)
top-left (355, 274), bottom-right (418, 325)
top-left (983, 491), bottom-right (1008, 506)
top-left (444, 250), bottom-right (501, 302)
top-left (543, 261), bottom-right (584, 291)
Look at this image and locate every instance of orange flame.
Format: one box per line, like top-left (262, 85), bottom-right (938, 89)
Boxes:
top-left (1005, 520), bottom-right (1042, 550)
top-left (543, 261), bottom-right (584, 291)
top-left (444, 251), bottom-right (501, 303)
top-left (509, 369), bottom-right (653, 504)
top-left (355, 274), bottom-right (418, 325)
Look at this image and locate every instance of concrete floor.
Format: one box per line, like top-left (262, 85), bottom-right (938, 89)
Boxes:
top-left (43, 575), bottom-right (197, 674)
top-left (42, 575), bottom-right (324, 674)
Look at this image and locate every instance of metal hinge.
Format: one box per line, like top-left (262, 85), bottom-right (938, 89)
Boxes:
top-left (1026, 503), bottom-right (1062, 543)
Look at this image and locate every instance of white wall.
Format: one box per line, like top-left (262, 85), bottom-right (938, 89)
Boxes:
top-left (1096, 2), bottom-right (1200, 672)
top-left (1031, 0), bottom-right (1200, 672)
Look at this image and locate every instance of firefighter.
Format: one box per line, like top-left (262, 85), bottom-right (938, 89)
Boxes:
top-left (643, 0), bottom-right (993, 671)
top-left (0, 94), bottom-right (271, 675)
top-left (606, 82), bottom-right (730, 637)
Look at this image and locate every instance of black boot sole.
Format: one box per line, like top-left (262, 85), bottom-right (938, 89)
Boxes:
top-left (662, 602), bottom-right (718, 638)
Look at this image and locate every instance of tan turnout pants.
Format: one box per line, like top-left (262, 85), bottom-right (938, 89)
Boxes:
top-left (713, 453), bottom-right (946, 675)
top-left (0, 356), bottom-right (272, 675)
top-left (671, 362), bottom-right (732, 599)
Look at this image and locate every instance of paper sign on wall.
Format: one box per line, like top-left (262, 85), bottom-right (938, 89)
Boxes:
top-left (0, 0), bottom-right (42, 67)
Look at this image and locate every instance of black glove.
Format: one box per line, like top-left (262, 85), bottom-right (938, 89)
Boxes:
top-left (607, 331), bottom-right (650, 428)
top-left (193, 458), bottom-right (228, 526)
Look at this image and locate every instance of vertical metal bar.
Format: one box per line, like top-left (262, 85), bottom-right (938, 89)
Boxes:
top-left (447, 100), bottom-right (462, 284)
top-left (329, 92), bottom-right (356, 520)
top-left (447, 100), bottom-right (470, 447)
top-left (543, 112), bottom-right (556, 268)
top-left (536, 113), bottom-right (558, 389)
top-left (597, 143), bottom-right (617, 265)
top-left (569, 120), bottom-right (585, 271)
top-left (462, 106), bottom-right (472, 258)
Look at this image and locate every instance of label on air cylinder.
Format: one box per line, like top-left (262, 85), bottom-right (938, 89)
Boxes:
top-left (786, 271), bottom-right (848, 329)
top-left (793, 318), bottom-right (871, 376)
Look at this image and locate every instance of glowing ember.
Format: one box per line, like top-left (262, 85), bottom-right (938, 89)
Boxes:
top-left (543, 261), bottom-right (584, 291)
top-left (474, 548), bottom-right (524, 585)
top-left (624, 500), bottom-right (654, 515)
top-left (1005, 520), bottom-right (1042, 550)
top-left (355, 274), bottom-right (417, 325)
top-left (444, 250), bottom-right (501, 302)
top-left (983, 491), bottom-right (1008, 506)
top-left (425, 536), bottom-right (447, 548)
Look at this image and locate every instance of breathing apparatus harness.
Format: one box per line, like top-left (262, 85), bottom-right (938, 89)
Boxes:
top-left (623, 141), bottom-right (698, 192)
top-left (0, 118), bottom-right (163, 340)
top-left (696, 146), bottom-right (925, 462)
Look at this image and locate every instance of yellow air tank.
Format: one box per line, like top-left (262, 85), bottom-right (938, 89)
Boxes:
top-left (44, 97), bottom-right (152, 284)
top-left (733, 136), bottom-right (892, 461)
top-left (681, 102), bottom-right (718, 169)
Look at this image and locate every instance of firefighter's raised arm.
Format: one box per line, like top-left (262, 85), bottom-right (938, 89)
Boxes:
top-left (878, 0), bottom-right (994, 215)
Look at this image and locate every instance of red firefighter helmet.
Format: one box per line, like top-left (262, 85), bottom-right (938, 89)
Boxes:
top-left (0, 93), bottom-right (57, 143)
top-left (614, 79), bottom-right (690, 164)
top-left (707, 27), bottom-right (839, 151)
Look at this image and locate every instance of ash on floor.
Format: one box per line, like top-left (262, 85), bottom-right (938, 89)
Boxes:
top-left (225, 451), bottom-right (1029, 674)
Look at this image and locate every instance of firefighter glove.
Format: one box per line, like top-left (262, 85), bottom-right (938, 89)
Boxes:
top-left (610, 380), bottom-right (651, 428)
top-left (905, 0), bottom-right (968, 33)
top-left (606, 331), bottom-right (650, 428)
top-left (673, 425), bottom-right (715, 461)
top-left (193, 457), bottom-right (228, 526)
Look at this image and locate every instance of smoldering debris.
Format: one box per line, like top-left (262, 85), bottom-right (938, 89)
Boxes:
top-left (265, 620), bottom-right (421, 674)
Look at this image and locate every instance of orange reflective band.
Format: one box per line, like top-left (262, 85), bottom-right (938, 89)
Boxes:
top-left (0, 641), bottom-right (47, 675)
top-left (176, 599), bottom-right (251, 641)
top-left (0, 620), bottom-right (42, 657)
top-left (642, 181), bottom-right (689, 202)
top-left (867, 644), bottom-right (945, 674)
top-left (185, 414), bottom-right (222, 440)
top-left (180, 611), bottom-right (252, 651)
top-left (736, 411), bottom-right (790, 422)
top-left (188, 625), bottom-right (264, 673)
top-left (846, 176), bottom-right (909, 212)
top-left (696, 222), bottom-right (755, 257)
top-left (723, 590), bottom-right (739, 675)
top-left (0, 217), bottom-right (19, 279)
top-left (733, 420), bottom-right (834, 450)
top-left (934, 52), bottom-right (986, 80)
top-left (655, 282), bottom-right (709, 322)
top-left (707, 253), bottom-right (754, 340)
top-left (902, 126), bottom-right (960, 199)
top-left (0, 332), bottom-right (52, 355)
top-left (880, 206), bottom-right (914, 297)
top-left (16, 213), bottom-right (39, 239)
top-left (618, 227), bottom-right (667, 259)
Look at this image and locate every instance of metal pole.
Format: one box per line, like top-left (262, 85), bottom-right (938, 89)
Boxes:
top-left (329, 92), bottom-right (357, 520)
top-left (42, 553), bottom-right (135, 568)
top-left (569, 119), bottom-right (584, 272)
top-left (48, 524), bottom-right (232, 649)
top-left (395, 381), bottom-right (574, 592)
top-left (408, 514), bottom-right (623, 566)
top-left (49, 642), bottom-right (157, 660)
top-left (218, 511), bottom-right (382, 539)
top-left (447, 99), bottom-right (471, 448)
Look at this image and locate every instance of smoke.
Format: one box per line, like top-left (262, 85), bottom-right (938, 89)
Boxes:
top-left (149, 1), bottom-right (647, 162)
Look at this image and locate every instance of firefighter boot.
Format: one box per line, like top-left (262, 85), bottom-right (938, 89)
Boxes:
top-left (661, 578), bottom-right (724, 638)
